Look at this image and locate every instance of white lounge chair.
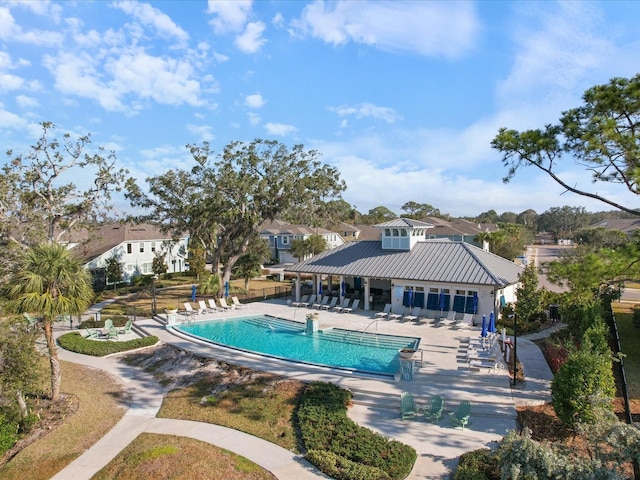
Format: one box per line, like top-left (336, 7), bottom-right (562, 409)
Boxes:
top-left (388, 308), bottom-right (402, 321)
top-left (312, 296), bottom-right (329, 309)
top-left (321, 297), bottom-right (338, 310)
top-left (218, 297), bottom-right (235, 311)
top-left (402, 306), bottom-right (420, 323)
top-left (182, 302), bottom-right (199, 320)
top-left (208, 298), bottom-right (223, 312)
top-left (440, 310), bottom-right (457, 328)
top-left (231, 296), bottom-right (247, 309)
top-left (374, 304), bottom-right (392, 319)
top-left (334, 298), bottom-right (351, 312)
top-left (292, 295), bottom-right (309, 308)
top-left (300, 294), bottom-right (316, 308)
top-left (458, 313), bottom-right (474, 328)
top-left (342, 298), bottom-right (359, 313)
top-left (199, 300), bottom-right (215, 314)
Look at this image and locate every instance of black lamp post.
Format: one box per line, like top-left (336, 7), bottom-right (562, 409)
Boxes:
top-left (152, 275), bottom-right (158, 316)
top-left (511, 313), bottom-right (517, 386)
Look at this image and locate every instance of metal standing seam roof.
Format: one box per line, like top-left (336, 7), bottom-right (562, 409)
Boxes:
top-left (285, 240), bottom-right (524, 287)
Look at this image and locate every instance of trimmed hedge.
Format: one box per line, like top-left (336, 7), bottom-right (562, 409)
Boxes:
top-left (306, 450), bottom-right (391, 480)
top-left (454, 449), bottom-right (497, 480)
top-left (298, 382), bottom-right (416, 480)
top-left (57, 332), bottom-right (159, 356)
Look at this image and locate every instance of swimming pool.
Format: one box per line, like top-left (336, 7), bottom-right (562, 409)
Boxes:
top-left (173, 315), bottom-right (420, 377)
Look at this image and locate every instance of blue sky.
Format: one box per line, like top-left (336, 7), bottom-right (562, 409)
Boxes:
top-left (1, 0), bottom-right (639, 218)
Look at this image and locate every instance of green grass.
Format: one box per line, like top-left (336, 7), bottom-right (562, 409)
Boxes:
top-left (92, 433), bottom-right (277, 480)
top-left (158, 372), bottom-right (304, 452)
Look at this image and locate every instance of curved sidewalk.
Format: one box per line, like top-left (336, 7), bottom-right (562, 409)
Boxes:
top-left (52, 342), bottom-right (326, 480)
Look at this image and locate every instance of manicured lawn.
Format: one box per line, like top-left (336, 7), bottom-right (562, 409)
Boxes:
top-left (92, 433), bottom-right (277, 480)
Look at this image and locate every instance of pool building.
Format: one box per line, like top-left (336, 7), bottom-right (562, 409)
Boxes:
top-left (286, 218), bottom-right (525, 322)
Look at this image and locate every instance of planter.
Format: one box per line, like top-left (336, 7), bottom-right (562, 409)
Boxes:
top-left (399, 348), bottom-right (417, 360)
top-left (165, 309), bottom-right (178, 315)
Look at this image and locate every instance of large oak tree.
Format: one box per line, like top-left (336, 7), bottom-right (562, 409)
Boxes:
top-left (126, 139), bottom-right (345, 290)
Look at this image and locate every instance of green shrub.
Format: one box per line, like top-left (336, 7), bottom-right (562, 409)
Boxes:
top-left (298, 382), bottom-right (416, 480)
top-left (0, 414), bottom-right (17, 456)
top-left (551, 349), bottom-right (615, 425)
top-left (454, 449), bottom-right (497, 480)
top-left (18, 412), bottom-right (39, 434)
top-left (57, 332), bottom-right (159, 356)
top-left (305, 449), bottom-right (391, 480)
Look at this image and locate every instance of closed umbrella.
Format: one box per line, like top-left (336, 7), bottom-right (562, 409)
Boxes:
top-left (191, 284), bottom-right (197, 302)
top-left (224, 281), bottom-right (229, 298)
top-left (318, 281), bottom-right (323, 297)
top-left (472, 292), bottom-right (478, 314)
top-left (481, 315), bottom-right (487, 338)
top-left (439, 291), bottom-right (446, 316)
top-left (489, 311), bottom-right (496, 333)
top-left (406, 288), bottom-right (414, 308)
top-left (341, 281), bottom-right (346, 297)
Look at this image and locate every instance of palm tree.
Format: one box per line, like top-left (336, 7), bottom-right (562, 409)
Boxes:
top-left (8, 243), bottom-right (94, 401)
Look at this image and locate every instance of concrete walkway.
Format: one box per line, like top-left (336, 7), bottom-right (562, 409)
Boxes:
top-left (51, 301), bottom-right (560, 480)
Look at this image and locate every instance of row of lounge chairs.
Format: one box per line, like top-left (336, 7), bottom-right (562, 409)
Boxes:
top-left (400, 392), bottom-right (471, 429)
top-left (292, 295), bottom-right (360, 313)
top-left (374, 305), bottom-right (475, 328)
top-left (463, 331), bottom-right (505, 371)
top-left (181, 296), bottom-right (247, 320)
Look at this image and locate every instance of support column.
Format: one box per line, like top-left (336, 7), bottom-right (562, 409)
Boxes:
top-left (364, 277), bottom-right (371, 310)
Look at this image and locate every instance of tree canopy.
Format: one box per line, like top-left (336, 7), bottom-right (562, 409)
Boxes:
top-left (492, 74), bottom-right (640, 216)
top-left (126, 139), bottom-right (345, 289)
top-left (1, 121), bottom-right (130, 246)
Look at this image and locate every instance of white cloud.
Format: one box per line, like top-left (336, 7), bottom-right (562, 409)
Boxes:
top-left (247, 112), bottom-right (261, 126)
top-left (207, 0), bottom-right (252, 34)
top-left (15, 94), bottom-right (39, 108)
top-left (293, 0), bottom-right (479, 58)
top-left (245, 93), bottom-right (265, 108)
top-left (113, 1), bottom-right (189, 46)
top-left (186, 123), bottom-right (215, 142)
top-left (329, 103), bottom-right (402, 124)
top-left (235, 21), bottom-right (266, 53)
top-left (43, 47), bottom-right (206, 114)
top-left (264, 122), bottom-right (297, 136)
top-left (497, 2), bottom-right (612, 113)
top-left (0, 5), bottom-right (63, 46)
top-left (272, 12), bottom-right (284, 28)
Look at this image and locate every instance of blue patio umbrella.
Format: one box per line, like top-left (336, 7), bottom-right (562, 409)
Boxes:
top-left (472, 291), bottom-right (478, 314)
top-left (224, 281), bottom-right (229, 298)
top-left (318, 281), bottom-right (323, 297)
top-left (438, 291), bottom-right (446, 315)
top-left (341, 280), bottom-right (346, 297)
top-left (406, 288), bottom-right (414, 308)
top-left (191, 284), bottom-right (197, 302)
top-left (489, 311), bottom-right (496, 333)
top-left (481, 315), bottom-right (487, 338)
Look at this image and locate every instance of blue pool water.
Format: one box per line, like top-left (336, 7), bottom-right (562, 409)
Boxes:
top-left (173, 315), bottom-right (420, 376)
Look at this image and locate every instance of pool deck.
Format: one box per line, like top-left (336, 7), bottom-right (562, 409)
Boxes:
top-left (54, 299), bottom-right (555, 479)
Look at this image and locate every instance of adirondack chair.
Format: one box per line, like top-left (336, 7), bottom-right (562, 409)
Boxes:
top-left (400, 392), bottom-right (418, 420)
top-left (424, 395), bottom-right (444, 423)
top-left (449, 400), bottom-right (471, 430)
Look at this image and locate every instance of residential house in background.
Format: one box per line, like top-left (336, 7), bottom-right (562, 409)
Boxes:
top-left (422, 217), bottom-right (498, 250)
top-left (71, 223), bottom-right (189, 288)
top-left (589, 218), bottom-right (640, 237)
top-left (259, 219), bottom-right (345, 264)
top-left (286, 218), bottom-right (523, 320)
